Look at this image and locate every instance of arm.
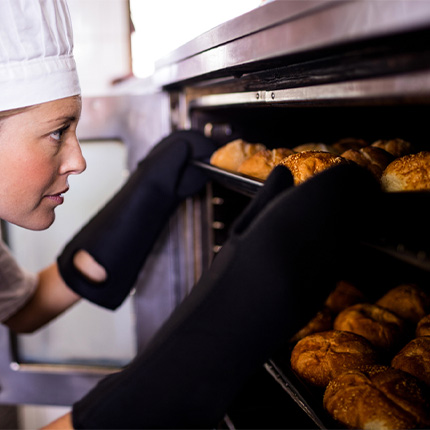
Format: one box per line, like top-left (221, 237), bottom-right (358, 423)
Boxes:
top-left (3, 262), bottom-right (80, 333)
top-left (41, 412), bottom-right (74, 430)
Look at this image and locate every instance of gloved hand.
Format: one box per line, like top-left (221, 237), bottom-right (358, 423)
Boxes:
top-left (57, 130), bottom-right (216, 309)
top-left (71, 163), bottom-right (381, 429)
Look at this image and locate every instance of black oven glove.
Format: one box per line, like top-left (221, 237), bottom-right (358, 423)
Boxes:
top-left (57, 130), bottom-right (216, 310)
top-left (71, 163), bottom-right (380, 429)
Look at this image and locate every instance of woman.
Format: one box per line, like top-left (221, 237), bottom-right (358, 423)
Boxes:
top-left (1, 1), bottom-right (382, 429)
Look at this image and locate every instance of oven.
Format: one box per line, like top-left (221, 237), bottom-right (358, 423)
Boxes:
top-left (151, 0), bottom-right (430, 427)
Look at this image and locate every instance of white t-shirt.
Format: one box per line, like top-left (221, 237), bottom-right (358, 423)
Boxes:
top-left (0, 239), bottom-right (37, 322)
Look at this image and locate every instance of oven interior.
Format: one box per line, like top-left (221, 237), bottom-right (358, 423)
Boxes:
top-left (187, 102), bottom-right (430, 428)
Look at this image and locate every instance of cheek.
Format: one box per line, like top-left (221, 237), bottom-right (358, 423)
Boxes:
top-left (0, 147), bottom-right (57, 201)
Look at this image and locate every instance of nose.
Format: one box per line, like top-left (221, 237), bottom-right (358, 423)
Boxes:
top-left (60, 136), bottom-right (87, 176)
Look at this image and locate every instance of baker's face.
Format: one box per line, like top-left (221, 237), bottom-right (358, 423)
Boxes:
top-left (0, 96), bottom-right (86, 230)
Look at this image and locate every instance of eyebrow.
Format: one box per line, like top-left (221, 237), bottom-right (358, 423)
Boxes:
top-left (46, 115), bottom-right (78, 124)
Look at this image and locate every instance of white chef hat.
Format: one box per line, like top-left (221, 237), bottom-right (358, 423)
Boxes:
top-left (0, 0), bottom-right (80, 111)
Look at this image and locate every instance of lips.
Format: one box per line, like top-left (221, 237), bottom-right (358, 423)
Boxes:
top-left (45, 187), bottom-right (69, 205)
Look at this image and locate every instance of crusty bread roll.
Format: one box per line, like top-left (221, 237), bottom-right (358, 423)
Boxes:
top-left (324, 280), bottom-right (366, 314)
top-left (392, 337), bottom-right (430, 387)
top-left (289, 308), bottom-right (333, 345)
top-left (290, 281), bottom-right (366, 345)
top-left (209, 139), bottom-right (266, 172)
top-left (331, 137), bottom-right (368, 154)
top-left (237, 148), bottom-right (294, 180)
top-left (290, 330), bottom-right (378, 387)
top-left (376, 284), bottom-right (429, 325)
top-left (371, 138), bottom-right (413, 158)
top-left (292, 143), bottom-right (333, 153)
top-left (381, 151), bottom-right (430, 192)
top-left (416, 314), bottom-right (430, 337)
top-left (323, 365), bottom-right (430, 430)
top-left (279, 151), bottom-right (347, 185)
top-left (333, 303), bottom-right (405, 351)
top-left (341, 146), bottom-right (394, 179)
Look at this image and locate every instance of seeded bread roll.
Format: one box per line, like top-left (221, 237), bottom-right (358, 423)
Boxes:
top-left (237, 148), bottom-right (294, 180)
top-left (381, 151), bottom-right (430, 192)
top-left (209, 139), bottom-right (266, 172)
top-left (376, 284), bottom-right (429, 325)
top-left (323, 365), bottom-right (430, 430)
top-left (416, 314), bottom-right (430, 337)
top-left (279, 151), bottom-right (347, 185)
top-left (290, 330), bottom-right (378, 388)
top-left (392, 337), bottom-right (430, 387)
top-left (333, 303), bottom-right (405, 351)
top-left (341, 146), bottom-right (394, 179)
top-left (371, 138), bottom-right (413, 158)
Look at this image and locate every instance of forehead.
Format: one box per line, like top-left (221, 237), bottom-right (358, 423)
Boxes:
top-left (31, 96), bottom-right (82, 119)
top-left (0, 96), bottom-right (82, 139)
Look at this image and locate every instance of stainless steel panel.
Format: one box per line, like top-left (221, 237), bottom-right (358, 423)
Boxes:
top-left (153, 0), bottom-right (430, 88)
top-left (189, 70), bottom-right (430, 108)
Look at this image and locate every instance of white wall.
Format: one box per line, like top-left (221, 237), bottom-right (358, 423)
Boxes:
top-left (130, 0), bottom-right (261, 78)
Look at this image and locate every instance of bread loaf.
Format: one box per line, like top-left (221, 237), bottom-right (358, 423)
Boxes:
top-left (341, 146), bottom-right (394, 179)
top-left (279, 151), bottom-right (347, 185)
top-left (324, 280), bottom-right (366, 314)
top-left (376, 284), bottom-right (429, 325)
top-left (392, 337), bottom-right (430, 386)
top-left (323, 365), bottom-right (430, 429)
top-left (333, 303), bottom-right (405, 351)
top-left (331, 137), bottom-right (368, 154)
top-left (292, 143), bottom-right (332, 153)
top-left (381, 151), bottom-right (430, 192)
top-left (290, 330), bottom-right (378, 387)
top-left (371, 138), bottom-right (413, 158)
top-left (237, 147), bottom-right (294, 180)
top-left (416, 314), bottom-right (430, 337)
top-left (209, 139), bottom-right (266, 172)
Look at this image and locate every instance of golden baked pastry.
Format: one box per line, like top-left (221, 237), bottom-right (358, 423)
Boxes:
top-left (290, 330), bottom-right (378, 388)
top-left (323, 365), bottom-right (430, 430)
top-left (376, 284), bottom-right (429, 325)
top-left (333, 303), bottom-right (405, 351)
top-left (209, 139), bottom-right (266, 172)
top-left (341, 146), bottom-right (394, 179)
top-left (392, 337), bottom-right (430, 387)
top-left (289, 308), bottom-right (333, 345)
top-left (324, 280), bottom-right (366, 314)
top-left (416, 314), bottom-right (430, 337)
top-left (381, 151), bottom-right (430, 192)
top-left (279, 151), bottom-right (347, 185)
top-left (292, 143), bottom-right (333, 153)
top-left (371, 138), bottom-right (414, 158)
top-left (331, 137), bottom-right (368, 154)
top-left (237, 148), bottom-right (294, 180)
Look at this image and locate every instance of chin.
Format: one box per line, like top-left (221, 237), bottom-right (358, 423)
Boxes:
top-left (17, 213), bottom-right (56, 231)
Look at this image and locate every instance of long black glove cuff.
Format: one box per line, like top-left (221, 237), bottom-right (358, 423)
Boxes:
top-left (71, 164), bottom-right (380, 429)
top-left (57, 130), bottom-right (216, 309)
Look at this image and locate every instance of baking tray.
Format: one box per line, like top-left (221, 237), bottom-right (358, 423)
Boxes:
top-left (192, 160), bottom-right (264, 197)
top-left (264, 357), bottom-right (334, 429)
top-left (194, 160), bottom-right (430, 273)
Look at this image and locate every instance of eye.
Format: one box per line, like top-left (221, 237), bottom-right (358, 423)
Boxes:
top-left (50, 125), bottom-right (70, 142)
